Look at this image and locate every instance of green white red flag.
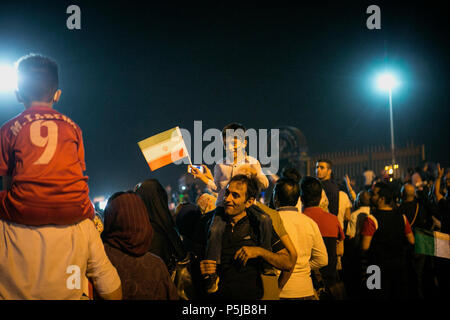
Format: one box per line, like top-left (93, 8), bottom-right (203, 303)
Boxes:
top-left (415, 228), bottom-right (450, 259)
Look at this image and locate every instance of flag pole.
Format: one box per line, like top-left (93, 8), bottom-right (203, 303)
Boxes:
top-left (176, 126), bottom-right (193, 167)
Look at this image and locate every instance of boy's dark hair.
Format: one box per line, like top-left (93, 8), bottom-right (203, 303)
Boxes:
top-left (300, 176), bottom-right (323, 208)
top-left (281, 167), bottom-right (302, 184)
top-left (229, 174), bottom-right (259, 201)
top-left (274, 177), bottom-right (300, 207)
top-left (317, 159), bottom-right (333, 169)
top-left (222, 122), bottom-right (246, 141)
top-left (377, 182), bottom-right (395, 206)
top-left (15, 54), bottom-right (59, 103)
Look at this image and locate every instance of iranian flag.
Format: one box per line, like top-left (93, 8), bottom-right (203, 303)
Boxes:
top-left (414, 228), bottom-right (450, 259)
top-left (138, 127), bottom-right (190, 171)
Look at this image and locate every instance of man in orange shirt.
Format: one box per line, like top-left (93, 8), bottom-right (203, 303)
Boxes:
top-left (0, 54), bottom-right (94, 225)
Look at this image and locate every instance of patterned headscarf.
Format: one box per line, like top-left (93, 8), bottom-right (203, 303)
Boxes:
top-left (101, 192), bottom-right (153, 257)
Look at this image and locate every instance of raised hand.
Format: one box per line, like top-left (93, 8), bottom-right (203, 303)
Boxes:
top-left (437, 163), bottom-right (444, 179)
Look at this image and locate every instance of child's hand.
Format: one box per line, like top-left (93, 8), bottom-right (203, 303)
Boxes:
top-left (437, 163), bottom-right (444, 179)
top-left (202, 165), bottom-right (214, 181)
top-left (188, 165), bottom-right (211, 184)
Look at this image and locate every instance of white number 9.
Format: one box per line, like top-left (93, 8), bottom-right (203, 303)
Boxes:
top-left (30, 120), bottom-right (58, 165)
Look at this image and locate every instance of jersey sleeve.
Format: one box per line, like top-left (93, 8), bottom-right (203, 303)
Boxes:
top-left (361, 216), bottom-right (377, 237)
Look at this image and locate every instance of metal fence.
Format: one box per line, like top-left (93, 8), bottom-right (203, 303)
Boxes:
top-left (308, 142), bottom-right (425, 183)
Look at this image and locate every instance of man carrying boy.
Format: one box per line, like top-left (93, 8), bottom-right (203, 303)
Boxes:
top-left (0, 54), bottom-right (120, 299)
top-left (189, 123), bottom-right (271, 293)
top-left (0, 54), bottom-right (94, 225)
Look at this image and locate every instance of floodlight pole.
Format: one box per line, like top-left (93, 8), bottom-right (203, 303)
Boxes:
top-left (388, 87), bottom-right (396, 169)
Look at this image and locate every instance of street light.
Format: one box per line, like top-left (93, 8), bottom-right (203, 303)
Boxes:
top-left (376, 72), bottom-right (399, 174)
top-left (0, 64), bottom-right (17, 92)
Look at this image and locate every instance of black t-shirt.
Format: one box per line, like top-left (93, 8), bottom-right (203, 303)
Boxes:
top-left (321, 179), bottom-right (340, 216)
top-left (212, 215), bottom-right (285, 300)
top-left (398, 199), bottom-right (432, 231)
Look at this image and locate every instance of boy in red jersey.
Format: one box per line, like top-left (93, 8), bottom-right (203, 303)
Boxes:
top-left (0, 54), bottom-right (94, 225)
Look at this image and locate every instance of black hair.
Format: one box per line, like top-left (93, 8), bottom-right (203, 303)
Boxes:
top-left (316, 159), bottom-right (333, 169)
top-left (228, 174), bottom-right (259, 201)
top-left (222, 122), bottom-right (246, 141)
top-left (358, 190), bottom-right (371, 206)
top-left (274, 177), bottom-right (300, 207)
top-left (281, 167), bottom-right (302, 184)
top-left (15, 53), bottom-right (59, 103)
top-left (377, 182), bottom-right (395, 205)
top-left (300, 176), bottom-right (323, 208)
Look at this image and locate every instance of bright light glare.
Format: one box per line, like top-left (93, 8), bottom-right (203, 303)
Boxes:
top-left (376, 72), bottom-right (399, 91)
top-left (0, 65), bottom-right (17, 92)
top-left (99, 200), bottom-right (108, 211)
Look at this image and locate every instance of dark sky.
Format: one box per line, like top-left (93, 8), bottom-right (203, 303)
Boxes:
top-left (0, 0), bottom-right (449, 199)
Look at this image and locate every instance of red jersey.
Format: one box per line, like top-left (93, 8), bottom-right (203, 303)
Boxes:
top-left (0, 104), bottom-right (94, 225)
top-left (302, 206), bottom-right (345, 240)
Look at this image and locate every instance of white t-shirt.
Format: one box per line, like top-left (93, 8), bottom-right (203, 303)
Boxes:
top-left (338, 191), bottom-right (352, 229)
top-left (206, 155), bottom-right (269, 206)
top-left (363, 170), bottom-right (376, 186)
top-left (277, 207), bottom-right (328, 298)
top-left (0, 219), bottom-right (121, 300)
top-left (346, 206), bottom-right (371, 243)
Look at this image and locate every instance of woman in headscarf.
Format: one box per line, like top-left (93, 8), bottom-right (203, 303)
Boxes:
top-left (101, 191), bottom-right (178, 300)
top-left (134, 179), bottom-right (187, 273)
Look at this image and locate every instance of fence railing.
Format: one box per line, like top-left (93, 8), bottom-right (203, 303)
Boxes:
top-left (308, 142), bottom-right (425, 183)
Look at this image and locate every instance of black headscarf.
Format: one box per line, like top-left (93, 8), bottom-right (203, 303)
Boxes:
top-left (135, 179), bottom-right (186, 270)
top-left (175, 203), bottom-right (202, 240)
top-left (101, 191), bottom-right (153, 257)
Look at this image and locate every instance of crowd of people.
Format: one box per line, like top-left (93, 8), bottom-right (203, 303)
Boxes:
top-left (0, 54), bottom-right (448, 300)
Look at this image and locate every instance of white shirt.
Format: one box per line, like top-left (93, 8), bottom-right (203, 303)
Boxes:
top-left (276, 206), bottom-right (328, 298)
top-left (338, 191), bottom-right (352, 229)
top-left (346, 206), bottom-right (371, 243)
top-left (206, 155), bottom-right (269, 206)
top-left (0, 219), bottom-right (121, 300)
top-left (363, 170), bottom-right (376, 186)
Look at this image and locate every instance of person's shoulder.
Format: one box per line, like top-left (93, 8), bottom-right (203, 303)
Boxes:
top-left (0, 111), bottom-right (24, 132)
top-left (245, 155), bottom-right (260, 165)
top-left (54, 109), bottom-right (82, 128)
top-left (365, 213), bottom-right (378, 228)
top-left (144, 252), bottom-right (168, 267)
top-left (339, 190), bottom-right (350, 199)
top-left (323, 210), bottom-right (341, 224)
top-left (299, 211), bottom-right (319, 226)
top-left (354, 206), bottom-right (371, 215)
top-left (255, 201), bottom-right (277, 217)
top-left (78, 218), bottom-right (100, 236)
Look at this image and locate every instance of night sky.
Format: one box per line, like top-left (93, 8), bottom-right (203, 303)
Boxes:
top-left (0, 1), bottom-right (449, 199)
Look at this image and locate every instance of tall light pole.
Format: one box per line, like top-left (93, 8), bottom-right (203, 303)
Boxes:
top-left (376, 72), bottom-right (399, 171)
